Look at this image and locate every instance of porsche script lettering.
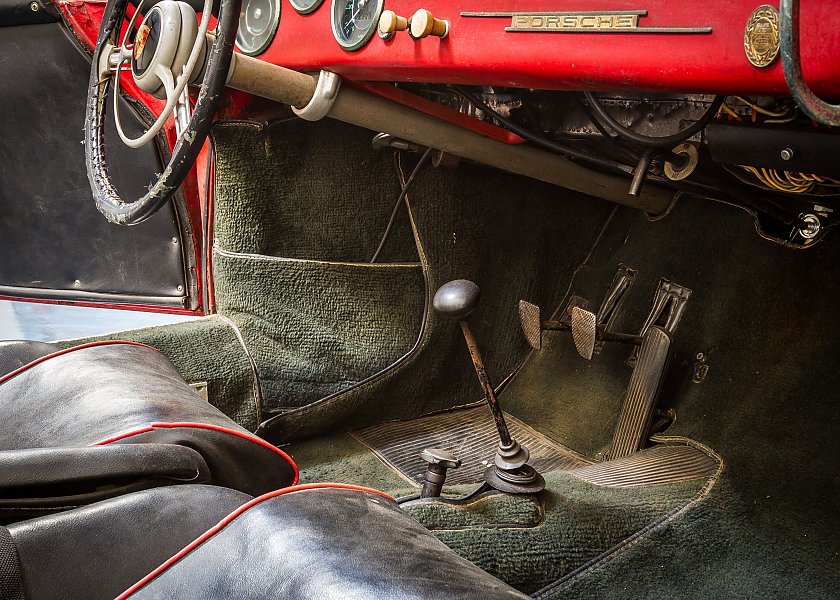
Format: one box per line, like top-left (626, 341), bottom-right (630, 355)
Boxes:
top-left (459, 10), bottom-right (712, 35)
top-left (508, 13), bottom-right (639, 31)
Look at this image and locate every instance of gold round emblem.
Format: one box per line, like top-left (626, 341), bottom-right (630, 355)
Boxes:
top-left (744, 5), bottom-right (780, 68)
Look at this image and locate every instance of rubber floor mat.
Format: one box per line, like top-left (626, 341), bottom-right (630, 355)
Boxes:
top-left (350, 406), bottom-right (593, 486)
top-left (568, 443), bottom-right (719, 487)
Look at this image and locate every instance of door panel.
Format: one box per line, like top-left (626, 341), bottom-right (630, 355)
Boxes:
top-left (0, 20), bottom-right (194, 308)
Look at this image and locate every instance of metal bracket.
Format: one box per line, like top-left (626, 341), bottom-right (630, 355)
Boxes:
top-left (593, 264), bottom-right (636, 356)
top-left (627, 278), bottom-right (691, 367)
top-left (292, 70), bottom-right (341, 122)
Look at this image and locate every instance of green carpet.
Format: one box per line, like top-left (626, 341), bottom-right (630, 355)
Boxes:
top-left (426, 471), bottom-right (707, 595)
top-left (240, 119), bottom-right (617, 441)
top-left (501, 197), bottom-right (840, 598)
top-left (211, 120), bottom-right (418, 264)
top-left (290, 432), bottom-right (413, 494)
top-left (212, 248), bottom-right (425, 411)
top-left (289, 427), bottom-right (715, 594)
top-left (402, 491), bottom-right (544, 530)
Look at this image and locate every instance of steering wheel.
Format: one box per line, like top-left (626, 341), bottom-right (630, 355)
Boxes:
top-left (85, 0), bottom-right (241, 225)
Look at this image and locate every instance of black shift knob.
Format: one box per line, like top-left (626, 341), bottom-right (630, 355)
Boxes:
top-left (433, 280), bottom-right (481, 320)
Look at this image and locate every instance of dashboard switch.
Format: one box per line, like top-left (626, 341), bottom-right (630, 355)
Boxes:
top-left (410, 9), bottom-right (449, 39)
top-left (378, 9), bottom-right (408, 39)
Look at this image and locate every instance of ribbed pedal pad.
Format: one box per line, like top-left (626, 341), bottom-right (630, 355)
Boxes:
top-left (607, 326), bottom-right (672, 460)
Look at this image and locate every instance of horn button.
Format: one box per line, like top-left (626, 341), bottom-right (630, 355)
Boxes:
top-left (130, 1), bottom-right (201, 99)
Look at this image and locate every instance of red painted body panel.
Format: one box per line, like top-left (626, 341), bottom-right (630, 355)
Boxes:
top-left (256, 0), bottom-right (838, 96)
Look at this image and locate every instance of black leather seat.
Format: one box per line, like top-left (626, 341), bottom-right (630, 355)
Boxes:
top-left (0, 340), bottom-right (297, 521)
top-left (0, 341), bottom-right (59, 378)
top-left (1, 484), bottom-right (528, 600)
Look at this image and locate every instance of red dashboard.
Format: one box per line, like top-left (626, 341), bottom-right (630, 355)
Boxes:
top-left (260, 0), bottom-right (839, 95)
top-left (62, 0), bottom-right (840, 97)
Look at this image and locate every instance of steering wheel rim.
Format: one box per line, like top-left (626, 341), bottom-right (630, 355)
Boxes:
top-left (85, 0), bottom-right (241, 225)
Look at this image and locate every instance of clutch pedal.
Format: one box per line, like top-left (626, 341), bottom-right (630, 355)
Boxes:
top-left (518, 296), bottom-right (588, 350)
top-left (606, 325), bottom-right (672, 460)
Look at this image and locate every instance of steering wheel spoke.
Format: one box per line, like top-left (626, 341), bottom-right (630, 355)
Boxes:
top-left (85, 0), bottom-right (239, 225)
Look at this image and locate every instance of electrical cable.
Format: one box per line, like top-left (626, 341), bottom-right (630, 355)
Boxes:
top-left (583, 92), bottom-right (725, 148)
top-left (451, 86), bottom-right (636, 175)
top-left (369, 147), bottom-right (434, 263)
top-left (719, 102), bottom-right (742, 120)
top-left (733, 96), bottom-right (790, 117)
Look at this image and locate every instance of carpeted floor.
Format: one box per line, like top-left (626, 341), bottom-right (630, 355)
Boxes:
top-left (212, 118), bottom-right (616, 441)
top-left (290, 195), bottom-right (840, 598)
top-left (504, 197), bottom-right (840, 598)
top-left (289, 425), bottom-right (719, 594)
top-left (59, 115), bottom-right (839, 598)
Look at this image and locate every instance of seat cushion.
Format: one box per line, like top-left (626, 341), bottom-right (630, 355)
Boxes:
top-left (0, 341), bottom-right (297, 501)
top-left (120, 484), bottom-right (529, 600)
top-left (0, 340), bottom-right (58, 378)
top-left (7, 485), bottom-right (253, 600)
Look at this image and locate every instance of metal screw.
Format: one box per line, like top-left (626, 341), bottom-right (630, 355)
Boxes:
top-left (30, 2), bottom-right (38, 11)
top-left (171, 237), bottom-right (178, 244)
top-left (73, 279), bottom-right (81, 287)
top-left (780, 147), bottom-right (794, 161)
top-left (177, 285), bottom-right (184, 292)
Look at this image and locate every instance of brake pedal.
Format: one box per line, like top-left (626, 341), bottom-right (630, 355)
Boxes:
top-left (518, 296), bottom-right (588, 350)
top-left (606, 326), bottom-right (672, 460)
top-left (570, 306), bottom-right (598, 360)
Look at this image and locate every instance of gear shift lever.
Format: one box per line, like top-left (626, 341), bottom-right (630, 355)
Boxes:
top-left (434, 280), bottom-right (545, 494)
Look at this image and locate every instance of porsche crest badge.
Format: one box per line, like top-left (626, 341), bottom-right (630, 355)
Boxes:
top-left (744, 5), bottom-right (780, 68)
top-left (134, 24), bottom-right (152, 61)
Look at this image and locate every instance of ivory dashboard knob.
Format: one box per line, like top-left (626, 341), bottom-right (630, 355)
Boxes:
top-left (378, 10), bottom-right (408, 39)
top-left (410, 9), bottom-right (449, 39)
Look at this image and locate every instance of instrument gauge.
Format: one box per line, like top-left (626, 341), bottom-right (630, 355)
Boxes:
top-left (235, 0), bottom-right (281, 55)
top-left (331, 0), bottom-right (384, 51)
top-left (290, 0), bottom-right (324, 15)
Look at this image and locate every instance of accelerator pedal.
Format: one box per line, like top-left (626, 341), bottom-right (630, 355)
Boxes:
top-left (606, 325), bottom-right (672, 460)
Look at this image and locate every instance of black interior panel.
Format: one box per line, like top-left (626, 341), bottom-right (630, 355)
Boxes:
top-left (0, 23), bottom-right (189, 305)
top-left (0, 0), bottom-right (57, 27)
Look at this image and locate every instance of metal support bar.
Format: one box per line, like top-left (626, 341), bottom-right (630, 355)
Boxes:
top-left (225, 53), bottom-right (675, 213)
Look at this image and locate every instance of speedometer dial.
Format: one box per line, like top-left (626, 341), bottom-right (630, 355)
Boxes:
top-left (331, 0), bottom-right (384, 51)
